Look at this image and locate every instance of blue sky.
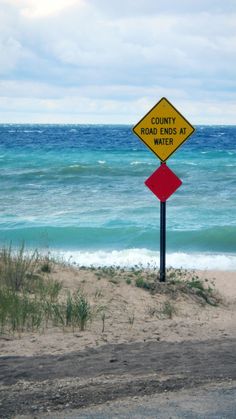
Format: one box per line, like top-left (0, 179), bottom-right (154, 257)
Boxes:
top-left (0, 0), bottom-right (236, 124)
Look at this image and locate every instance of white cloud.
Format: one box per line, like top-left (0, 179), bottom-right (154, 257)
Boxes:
top-left (0, 0), bottom-right (236, 123)
top-left (5, 0), bottom-right (82, 18)
top-left (87, 0), bottom-right (236, 17)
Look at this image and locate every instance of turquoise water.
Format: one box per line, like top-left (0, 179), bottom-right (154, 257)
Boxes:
top-left (0, 124), bottom-right (236, 269)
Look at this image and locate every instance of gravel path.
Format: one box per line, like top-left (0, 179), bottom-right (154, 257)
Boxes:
top-left (1, 338), bottom-right (236, 418)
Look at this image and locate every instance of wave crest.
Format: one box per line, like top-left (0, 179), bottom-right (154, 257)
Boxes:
top-left (55, 249), bottom-right (236, 271)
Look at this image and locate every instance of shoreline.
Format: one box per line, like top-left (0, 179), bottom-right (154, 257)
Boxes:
top-left (34, 248), bottom-right (236, 271)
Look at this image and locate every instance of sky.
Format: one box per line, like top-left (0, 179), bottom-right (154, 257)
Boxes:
top-left (0, 0), bottom-right (236, 124)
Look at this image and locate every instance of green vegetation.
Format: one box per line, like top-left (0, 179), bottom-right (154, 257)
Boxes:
top-left (0, 244), bottom-right (93, 335)
top-left (135, 276), bottom-right (151, 290)
top-left (40, 256), bottom-right (52, 273)
top-left (0, 243), bottom-right (39, 291)
top-left (160, 300), bottom-right (176, 319)
top-left (164, 268), bottom-right (219, 306)
top-left (147, 300), bottom-right (176, 320)
top-left (73, 291), bottom-right (92, 331)
top-left (0, 245), bottom-right (220, 337)
top-left (101, 311), bottom-right (106, 333)
top-left (128, 312), bottom-right (135, 327)
top-left (89, 264), bottom-right (219, 307)
top-left (0, 288), bottom-right (43, 334)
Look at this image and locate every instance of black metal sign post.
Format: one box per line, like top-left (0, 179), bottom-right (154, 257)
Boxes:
top-left (133, 98), bottom-right (195, 284)
top-left (145, 163), bottom-right (182, 283)
top-left (160, 200), bottom-right (166, 282)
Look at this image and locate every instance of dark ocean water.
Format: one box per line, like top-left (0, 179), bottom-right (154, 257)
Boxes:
top-left (0, 124), bottom-right (236, 269)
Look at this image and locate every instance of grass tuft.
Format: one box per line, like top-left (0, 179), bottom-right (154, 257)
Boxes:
top-left (160, 300), bottom-right (176, 319)
top-left (135, 276), bottom-right (151, 290)
top-left (65, 290), bottom-right (92, 331)
top-left (0, 244), bottom-right (95, 335)
top-left (0, 243), bottom-right (39, 291)
top-left (154, 268), bottom-right (220, 306)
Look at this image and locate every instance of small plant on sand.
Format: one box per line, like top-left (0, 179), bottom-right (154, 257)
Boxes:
top-left (128, 312), bottom-right (135, 327)
top-left (0, 243), bottom-right (39, 291)
top-left (74, 292), bottom-right (92, 331)
top-left (94, 289), bottom-right (103, 299)
top-left (147, 306), bottom-right (158, 317)
top-left (40, 255), bottom-right (52, 273)
top-left (0, 244), bottom-right (65, 334)
top-left (101, 311), bottom-right (106, 333)
top-left (161, 300), bottom-right (176, 319)
top-left (153, 268), bottom-right (220, 307)
top-left (187, 276), bottom-right (205, 291)
top-left (186, 275), bottom-right (217, 305)
top-left (65, 290), bottom-right (92, 331)
top-left (109, 277), bottom-right (120, 285)
top-left (135, 276), bottom-right (150, 290)
top-left (0, 288), bottom-right (44, 334)
top-left (51, 303), bottom-right (65, 328)
top-left (36, 278), bottom-right (62, 303)
top-left (97, 266), bottom-right (117, 278)
top-left (65, 291), bottom-right (74, 327)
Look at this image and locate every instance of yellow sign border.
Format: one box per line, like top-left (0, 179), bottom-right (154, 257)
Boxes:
top-left (132, 97), bottom-right (195, 161)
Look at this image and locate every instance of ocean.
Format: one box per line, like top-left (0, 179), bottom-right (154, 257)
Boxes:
top-left (0, 124), bottom-right (236, 270)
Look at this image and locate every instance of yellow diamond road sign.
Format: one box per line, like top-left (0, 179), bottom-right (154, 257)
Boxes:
top-left (133, 97), bottom-right (195, 162)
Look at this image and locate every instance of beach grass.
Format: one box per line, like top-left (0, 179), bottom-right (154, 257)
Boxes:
top-left (0, 244), bottom-right (94, 334)
top-left (0, 245), bottom-right (220, 336)
top-left (0, 243), bottom-right (39, 291)
top-left (65, 290), bottom-right (92, 331)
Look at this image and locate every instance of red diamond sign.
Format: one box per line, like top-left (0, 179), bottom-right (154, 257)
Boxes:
top-left (145, 163), bottom-right (182, 202)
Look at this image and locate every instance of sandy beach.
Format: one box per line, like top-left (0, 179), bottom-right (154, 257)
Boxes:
top-left (1, 264), bottom-right (236, 418)
top-left (1, 265), bottom-right (235, 357)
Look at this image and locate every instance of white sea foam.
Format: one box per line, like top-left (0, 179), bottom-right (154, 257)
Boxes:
top-left (185, 162), bottom-right (198, 166)
top-left (130, 161), bottom-right (143, 165)
top-left (130, 161), bottom-right (152, 165)
top-left (51, 248), bottom-right (236, 271)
